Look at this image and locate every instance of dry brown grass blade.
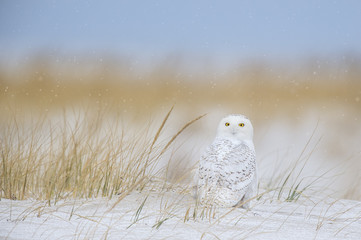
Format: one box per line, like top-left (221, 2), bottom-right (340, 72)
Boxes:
top-left (150, 106), bottom-right (174, 151)
top-left (107, 176), bottom-right (146, 212)
top-left (159, 113), bottom-right (207, 156)
top-left (141, 106), bottom-right (174, 177)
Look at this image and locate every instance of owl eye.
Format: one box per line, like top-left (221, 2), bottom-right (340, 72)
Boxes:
top-left (239, 123), bottom-right (245, 127)
top-left (225, 122), bottom-right (230, 126)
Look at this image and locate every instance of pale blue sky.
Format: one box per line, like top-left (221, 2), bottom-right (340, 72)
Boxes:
top-left (1, 0), bottom-right (361, 67)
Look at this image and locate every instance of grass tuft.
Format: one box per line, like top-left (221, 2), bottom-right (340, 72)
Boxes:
top-left (0, 107), bottom-right (204, 203)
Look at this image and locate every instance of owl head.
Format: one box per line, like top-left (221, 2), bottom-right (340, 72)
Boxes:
top-left (216, 114), bottom-right (254, 142)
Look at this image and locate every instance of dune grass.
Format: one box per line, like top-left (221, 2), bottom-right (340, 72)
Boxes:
top-left (0, 105), bottom-right (208, 204)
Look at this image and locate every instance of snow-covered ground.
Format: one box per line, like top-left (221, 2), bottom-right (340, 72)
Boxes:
top-left (1, 190), bottom-right (360, 240)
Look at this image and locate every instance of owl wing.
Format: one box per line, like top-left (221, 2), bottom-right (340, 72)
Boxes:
top-left (218, 142), bottom-right (256, 194)
top-left (198, 142), bottom-right (218, 188)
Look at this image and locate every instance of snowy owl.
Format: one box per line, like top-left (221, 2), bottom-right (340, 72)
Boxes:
top-left (197, 114), bottom-right (257, 208)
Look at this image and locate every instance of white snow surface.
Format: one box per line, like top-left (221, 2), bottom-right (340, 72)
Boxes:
top-left (1, 190), bottom-right (360, 240)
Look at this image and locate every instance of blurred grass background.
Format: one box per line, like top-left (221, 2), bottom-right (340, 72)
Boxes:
top-left (1, 55), bottom-right (360, 116)
top-left (1, 55), bottom-right (361, 200)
